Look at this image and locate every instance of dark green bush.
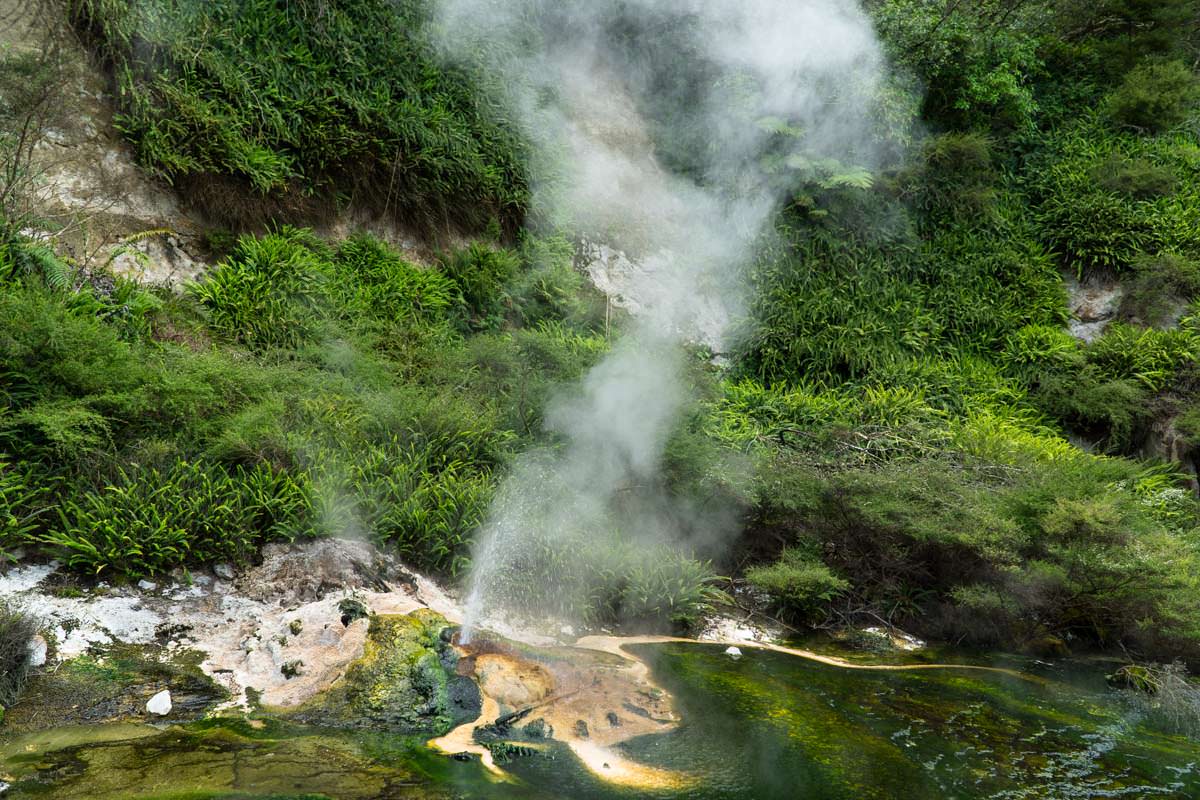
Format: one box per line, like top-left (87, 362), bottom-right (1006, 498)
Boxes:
top-left (332, 235), bottom-right (456, 325)
top-left (1093, 155), bottom-right (1176, 199)
top-left (1119, 254), bottom-right (1200, 327)
top-left (745, 547), bottom-right (850, 624)
top-left (1106, 60), bottom-right (1200, 132)
top-left (438, 244), bottom-right (520, 332)
top-left (902, 132), bottom-right (998, 222)
top-left (189, 228), bottom-right (329, 350)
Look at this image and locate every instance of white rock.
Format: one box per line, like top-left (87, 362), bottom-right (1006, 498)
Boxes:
top-left (0, 779), bottom-right (9, 794)
top-left (724, 646), bottom-right (743, 658)
top-left (28, 635), bottom-right (47, 667)
top-left (137, 580), bottom-right (158, 592)
top-left (146, 690), bottom-right (172, 716)
top-left (213, 564), bottom-right (235, 581)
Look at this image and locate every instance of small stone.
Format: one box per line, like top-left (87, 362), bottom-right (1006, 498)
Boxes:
top-left (28, 635), bottom-right (47, 668)
top-left (146, 690), bottom-right (172, 716)
top-left (137, 579), bottom-right (158, 591)
top-left (724, 646), bottom-right (743, 658)
top-left (213, 564), bottom-right (235, 581)
top-left (0, 779), bottom-right (9, 794)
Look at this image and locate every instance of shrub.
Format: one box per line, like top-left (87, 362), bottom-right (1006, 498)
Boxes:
top-left (438, 243), bottom-right (520, 332)
top-left (332, 235), bottom-right (456, 325)
top-left (1093, 155), bottom-right (1176, 199)
top-left (903, 132), bottom-right (998, 222)
top-left (1119, 254), bottom-right (1200, 327)
top-left (66, 0), bottom-right (529, 232)
top-left (1106, 60), bottom-right (1200, 133)
top-left (746, 547), bottom-right (849, 623)
top-left (0, 460), bottom-right (47, 553)
top-left (0, 602), bottom-right (38, 708)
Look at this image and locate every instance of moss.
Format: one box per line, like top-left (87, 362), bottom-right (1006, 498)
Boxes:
top-left (289, 610), bottom-right (464, 735)
top-left (1, 644), bottom-right (224, 733)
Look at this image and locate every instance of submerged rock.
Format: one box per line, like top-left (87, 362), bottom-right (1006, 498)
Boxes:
top-left (724, 646), bottom-right (743, 658)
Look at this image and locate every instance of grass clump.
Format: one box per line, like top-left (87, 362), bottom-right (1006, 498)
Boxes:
top-left (0, 602), bottom-right (38, 710)
top-left (45, 459), bottom-right (313, 578)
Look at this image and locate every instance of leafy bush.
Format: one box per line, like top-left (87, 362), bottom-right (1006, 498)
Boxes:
top-left (901, 132), bottom-right (997, 222)
top-left (1106, 60), bottom-right (1200, 133)
top-left (190, 229), bottom-right (329, 350)
top-left (1119, 254), bottom-right (1200, 327)
top-left (332, 235), bottom-right (456, 325)
top-left (491, 528), bottom-right (722, 630)
top-left (746, 547), bottom-right (849, 623)
top-left (45, 459), bottom-right (315, 578)
top-left (313, 436), bottom-right (496, 576)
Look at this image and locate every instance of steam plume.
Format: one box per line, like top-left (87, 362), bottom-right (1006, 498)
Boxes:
top-left (434, 0), bottom-right (888, 637)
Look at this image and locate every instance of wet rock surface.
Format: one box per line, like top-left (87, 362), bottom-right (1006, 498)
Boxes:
top-left (291, 610), bottom-right (466, 735)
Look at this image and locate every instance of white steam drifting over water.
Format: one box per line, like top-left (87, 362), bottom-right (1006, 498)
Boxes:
top-left (433, 0), bottom-right (888, 639)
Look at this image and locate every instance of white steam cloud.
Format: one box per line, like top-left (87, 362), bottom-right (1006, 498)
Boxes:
top-left (434, 0), bottom-right (887, 637)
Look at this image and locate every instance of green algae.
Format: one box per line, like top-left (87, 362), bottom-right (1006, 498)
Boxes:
top-left (4, 641), bottom-right (1200, 799)
top-left (287, 610), bottom-right (469, 735)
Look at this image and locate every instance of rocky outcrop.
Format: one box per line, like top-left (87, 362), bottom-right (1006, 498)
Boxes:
top-left (289, 609), bottom-right (478, 735)
top-left (1064, 272), bottom-right (1124, 343)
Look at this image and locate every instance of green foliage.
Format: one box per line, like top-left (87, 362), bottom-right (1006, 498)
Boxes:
top-left (901, 132), bottom-right (998, 222)
top-left (1119, 254), bottom-right (1200, 327)
top-left (869, 0), bottom-right (1046, 131)
top-left (45, 459), bottom-right (314, 578)
top-left (332, 235), bottom-right (456, 325)
top-left (1105, 60), bottom-right (1200, 133)
top-left (745, 547), bottom-right (849, 623)
top-left (190, 228), bottom-right (330, 350)
top-left (438, 243), bottom-right (520, 331)
top-left (1028, 120), bottom-right (1200, 274)
top-left (496, 529), bottom-right (722, 630)
top-left (66, 0), bottom-right (528, 232)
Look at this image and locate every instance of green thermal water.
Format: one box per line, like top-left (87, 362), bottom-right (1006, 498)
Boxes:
top-left (2, 643), bottom-right (1197, 799)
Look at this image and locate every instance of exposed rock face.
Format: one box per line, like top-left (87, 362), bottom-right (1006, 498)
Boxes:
top-left (1064, 272), bottom-right (1124, 343)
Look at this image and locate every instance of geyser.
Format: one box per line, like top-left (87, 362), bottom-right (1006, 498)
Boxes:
top-left (434, 0), bottom-right (890, 639)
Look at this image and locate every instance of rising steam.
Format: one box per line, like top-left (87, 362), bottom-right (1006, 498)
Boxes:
top-left (434, 0), bottom-right (889, 638)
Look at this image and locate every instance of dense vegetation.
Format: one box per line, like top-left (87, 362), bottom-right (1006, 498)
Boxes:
top-left (65, 0), bottom-right (528, 233)
top-left (2, 0), bottom-right (1200, 661)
